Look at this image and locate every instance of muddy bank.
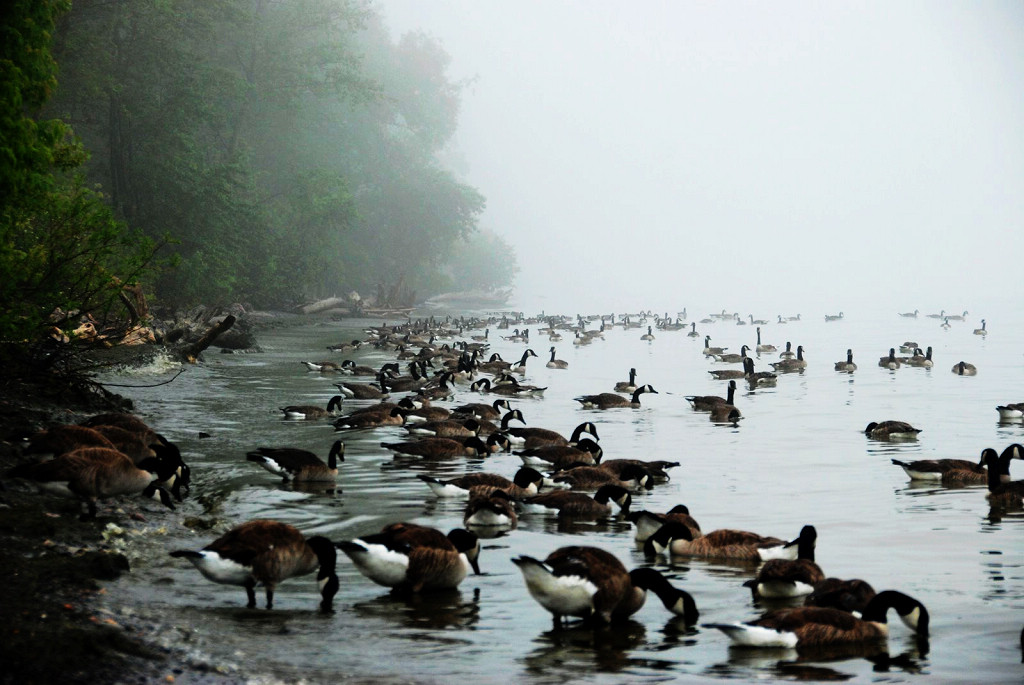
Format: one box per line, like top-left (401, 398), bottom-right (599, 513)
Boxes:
top-left (0, 328), bottom-right (267, 683)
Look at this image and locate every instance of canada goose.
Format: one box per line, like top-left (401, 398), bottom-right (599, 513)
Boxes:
top-left (169, 519), bottom-right (338, 611)
top-left (280, 395), bottom-right (344, 420)
top-left (507, 421), bottom-right (599, 449)
top-left (687, 322), bottom-right (700, 338)
top-left (755, 327), bottom-right (776, 354)
top-left (470, 328), bottom-right (489, 342)
top-left (864, 421), bottom-right (922, 440)
top-left (327, 339), bottom-right (363, 352)
top-left (520, 484), bottom-right (632, 518)
top-left (743, 526), bottom-right (822, 598)
top-left (824, 312), bottom-right (844, 322)
top-left (398, 398), bottom-right (451, 423)
top-left (551, 463), bottom-right (652, 491)
top-left (979, 445), bottom-right (1024, 505)
top-left (713, 345), bottom-right (751, 364)
top-left (703, 336), bottom-right (727, 356)
top-left (770, 345), bottom-right (806, 372)
top-left (946, 310), bottom-right (969, 321)
top-left (246, 440), bottom-right (344, 482)
top-left (779, 341), bottom-right (795, 359)
top-left (941, 317), bottom-right (951, 329)
top-left (685, 380), bottom-right (736, 411)
top-left (81, 413), bottom-right (160, 445)
top-left (926, 310), bottom-right (945, 319)
top-left (87, 424), bottom-right (162, 463)
top-left (334, 372), bottom-right (390, 400)
top-left (451, 398), bottom-right (512, 421)
top-left (804, 577), bottom-right (877, 614)
top-left (708, 366), bottom-right (747, 380)
top-left (709, 404), bottom-right (742, 424)
top-left (973, 319), bottom-right (987, 336)
top-left (575, 385), bottom-right (657, 409)
top-left (898, 341), bottom-right (919, 353)
top-left (743, 358), bottom-right (778, 387)
top-left (834, 349), bottom-right (857, 373)
top-left (952, 361), bottom-right (977, 376)
top-left (405, 417), bottom-right (481, 438)
top-left (332, 405), bottom-right (407, 430)
top-left (509, 348), bottom-right (538, 375)
top-left (628, 505), bottom-right (702, 542)
top-left (418, 466), bottom-right (545, 499)
top-left (302, 360), bottom-right (342, 372)
top-left (899, 309), bottom-right (919, 318)
top-left (704, 590), bottom-right (929, 649)
top-left (878, 348), bottom-right (901, 369)
top-left (8, 447), bottom-right (176, 520)
top-left (21, 424), bottom-right (117, 459)
top-left (996, 403), bottom-right (1024, 420)
top-left (645, 521), bottom-right (809, 562)
top-left (471, 376), bottom-right (547, 397)
top-left (906, 346), bottom-right (934, 368)
top-left (512, 546), bottom-right (698, 627)
top-left (600, 457), bottom-right (678, 482)
top-left (415, 371), bottom-right (455, 401)
top-left (474, 408), bottom-right (526, 436)
top-left (749, 314), bottom-right (768, 325)
top-left (463, 490), bottom-right (517, 529)
top-left (337, 522), bottom-right (480, 592)
top-left (515, 438), bottom-right (603, 469)
top-left (340, 359), bottom-right (377, 375)
top-left (640, 326), bottom-right (655, 341)
top-left (891, 457), bottom-right (988, 484)
top-left (381, 435), bottom-right (490, 459)
top-left (546, 347), bottom-right (568, 369)
top-left (613, 368), bottom-right (638, 392)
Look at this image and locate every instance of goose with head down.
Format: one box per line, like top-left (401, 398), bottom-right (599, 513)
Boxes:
top-left (865, 421), bottom-right (921, 440)
top-left (337, 522), bottom-right (481, 592)
top-left (513, 546), bottom-right (698, 627)
top-left (705, 590), bottom-right (929, 650)
top-left (520, 484), bottom-right (632, 519)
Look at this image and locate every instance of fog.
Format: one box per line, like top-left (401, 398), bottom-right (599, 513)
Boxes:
top-left (380, 1), bottom-right (1024, 317)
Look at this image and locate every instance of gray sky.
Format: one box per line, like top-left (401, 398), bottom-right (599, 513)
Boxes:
top-left (378, 1), bottom-right (1024, 316)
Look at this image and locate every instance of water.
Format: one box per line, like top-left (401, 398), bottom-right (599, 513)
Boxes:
top-left (96, 307), bottom-right (1023, 683)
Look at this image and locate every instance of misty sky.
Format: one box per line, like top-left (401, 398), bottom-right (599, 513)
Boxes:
top-left (379, 1), bottom-right (1024, 316)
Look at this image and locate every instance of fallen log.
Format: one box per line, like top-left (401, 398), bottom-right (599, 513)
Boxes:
top-left (180, 315), bottom-right (236, 363)
top-left (299, 297), bottom-right (347, 315)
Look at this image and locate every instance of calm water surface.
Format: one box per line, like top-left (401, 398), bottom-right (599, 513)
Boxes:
top-left (97, 306), bottom-right (1023, 683)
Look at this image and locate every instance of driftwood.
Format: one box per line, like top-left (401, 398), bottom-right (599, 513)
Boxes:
top-left (180, 315), bottom-right (236, 363)
top-left (299, 297), bottom-right (348, 315)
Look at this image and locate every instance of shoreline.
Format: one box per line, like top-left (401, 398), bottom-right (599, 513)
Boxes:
top-left (0, 310), bottom-right (327, 684)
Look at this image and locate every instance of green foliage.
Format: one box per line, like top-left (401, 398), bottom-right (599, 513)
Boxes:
top-left (37, 0), bottom-right (516, 311)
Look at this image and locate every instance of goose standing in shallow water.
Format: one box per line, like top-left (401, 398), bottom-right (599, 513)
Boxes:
top-left (337, 522), bottom-right (481, 592)
top-left (169, 520), bottom-right (338, 611)
top-left (704, 590), bottom-right (929, 649)
top-left (512, 546), bottom-right (698, 627)
top-left (834, 349), bottom-right (857, 373)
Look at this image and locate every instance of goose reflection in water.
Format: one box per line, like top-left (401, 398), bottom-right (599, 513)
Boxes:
top-left (521, 620), bottom-right (658, 677)
top-left (711, 645), bottom-right (925, 680)
top-left (350, 587), bottom-right (481, 630)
